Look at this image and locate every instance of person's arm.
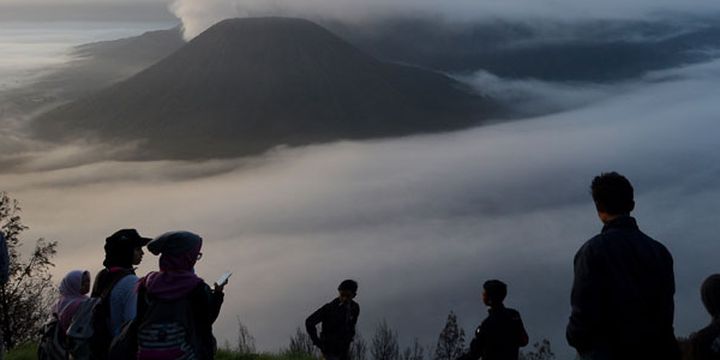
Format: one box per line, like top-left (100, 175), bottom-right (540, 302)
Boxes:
top-left (458, 325), bottom-right (486, 360)
top-left (350, 303), bottom-right (360, 341)
top-left (121, 277), bottom-right (139, 324)
top-left (0, 233), bottom-right (9, 285)
top-left (206, 284), bottom-right (225, 324)
top-left (514, 312), bottom-right (529, 347)
top-left (566, 243), bottom-right (597, 354)
top-left (305, 304), bottom-right (327, 347)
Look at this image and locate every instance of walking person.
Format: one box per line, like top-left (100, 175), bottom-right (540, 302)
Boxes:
top-left (566, 172), bottom-right (680, 360)
top-left (306, 280), bottom-right (360, 360)
top-left (134, 231), bottom-right (225, 359)
top-left (686, 274), bottom-right (720, 360)
top-left (458, 280), bottom-right (529, 360)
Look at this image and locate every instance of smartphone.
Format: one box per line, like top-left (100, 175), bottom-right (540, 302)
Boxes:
top-left (216, 271), bottom-right (232, 287)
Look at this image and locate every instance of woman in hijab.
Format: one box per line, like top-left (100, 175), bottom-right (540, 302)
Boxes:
top-left (54, 270), bottom-right (91, 336)
top-left (135, 231), bottom-right (225, 360)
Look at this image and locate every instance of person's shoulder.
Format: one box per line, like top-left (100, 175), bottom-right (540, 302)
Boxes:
top-left (113, 274), bottom-right (139, 292)
top-left (503, 307), bottom-right (522, 318)
top-left (575, 234), bottom-right (603, 258)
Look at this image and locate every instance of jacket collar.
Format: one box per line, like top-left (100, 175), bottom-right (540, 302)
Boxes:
top-left (601, 215), bottom-right (638, 233)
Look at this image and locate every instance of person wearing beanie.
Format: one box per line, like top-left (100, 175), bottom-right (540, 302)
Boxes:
top-left (306, 279), bottom-right (360, 360)
top-left (91, 229), bottom-right (151, 338)
top-left (134, 231), bottom-right (225, 360)
top-left (688, 274), bottom-right (720, 360)
top-left (458, 280), bottom-right (529, 360)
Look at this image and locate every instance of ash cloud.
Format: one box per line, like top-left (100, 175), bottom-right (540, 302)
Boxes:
top-left (3, 58), bottom-right (720, 359)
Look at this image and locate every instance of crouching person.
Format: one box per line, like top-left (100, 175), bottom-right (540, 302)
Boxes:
top-left (134, 231), bottom-right (225, 360)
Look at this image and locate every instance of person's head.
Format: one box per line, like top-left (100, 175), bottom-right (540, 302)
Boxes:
top-left (591, 172), bottom-right (635, 223)
top-left (60, 270), bottom-right (91, 297)
top-left (103, 229), bottom-right (151, 268)
top-left (701, 274), bottom-right (720, 319)
top-left (147, 231), bottom-right (203, 272)
top-left (338, 279), bottom-right (358, 303)
top-left (483, 280), bottom-right (507, 307)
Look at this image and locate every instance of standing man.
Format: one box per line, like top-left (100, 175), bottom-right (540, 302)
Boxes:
top-left (0, 232), bottom-right (9, 360)
top-left (306, 280), bottom-right (360, 360)
top-left (458, 280), bottom-right (529, 360)
top-left (567, 172), bottom-right (680, 360)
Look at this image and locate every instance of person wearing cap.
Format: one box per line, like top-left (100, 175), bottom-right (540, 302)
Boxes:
top-left (458, 280), bottom-right (529, 360)
top-left (687, 274), bottom-right (720, 360)
top-left (306, 279), bottom-right (360, 360)
top-left (91, 229), bottom-right (152, 337)
top-left (135, 231), bottom-right (225, 359)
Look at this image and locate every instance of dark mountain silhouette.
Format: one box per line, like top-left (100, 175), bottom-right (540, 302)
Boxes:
top-left (33, 17), bottom-right (492, 159)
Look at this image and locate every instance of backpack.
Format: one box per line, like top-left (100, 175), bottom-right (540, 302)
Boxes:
top-left (66, 270), bottom-right (131, 360)
top-left (38, 312), bottom-right (69, 360)
top-left (135, 285), bottom-right (203, 360)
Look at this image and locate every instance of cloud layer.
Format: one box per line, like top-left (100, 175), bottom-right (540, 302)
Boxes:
top-left (3, 57), bottom-right (720, 359)
top-left (169, 0), bottom-right (720, 39)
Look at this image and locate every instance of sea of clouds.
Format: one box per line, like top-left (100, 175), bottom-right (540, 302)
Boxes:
top-left (2, 54), bottom-right (720, 358)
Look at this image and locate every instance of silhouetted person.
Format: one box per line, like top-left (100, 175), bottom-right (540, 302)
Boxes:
top-left (0, 232), bottom-right (8, 360)
top-left (306, 280), bottom-right (360, 360)
top-left (134, 231), bottom-right (225, 359)
top-left (458, 280), bottom-right (529, 360)
top-left (92, 229), bottom-right (151, 336)
top-left (567, 172), bottom-right (680, 360)
top-left (687, 274), bottom-right (720, 360)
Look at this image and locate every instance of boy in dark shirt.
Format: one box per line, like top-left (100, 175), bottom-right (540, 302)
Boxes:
top-left (459, 280), bottom-right (529, 360)
top-left (689, 274), bottom-right (720, 360)
top-left (306, 280), bottom-right (361, 360)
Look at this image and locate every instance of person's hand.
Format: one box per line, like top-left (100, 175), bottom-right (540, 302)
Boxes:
top-left (214, 282), bottom-right (226, 293)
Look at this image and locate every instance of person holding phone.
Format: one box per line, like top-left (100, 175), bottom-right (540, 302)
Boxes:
top-left (134, 231), bottom-right (225, 360)
top-left (306, 280), bottom-right (360, 360)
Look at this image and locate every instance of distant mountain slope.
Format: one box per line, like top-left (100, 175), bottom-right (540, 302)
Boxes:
top-left (33, 17), bottom-right (492, 159)
top-left (36, 27), bottom-right (186, 99)
top-left (327, 17), bottom-right (720, 82)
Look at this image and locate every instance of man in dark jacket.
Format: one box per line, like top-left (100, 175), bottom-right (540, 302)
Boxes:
top-left (306, 280), bottom-right (360, 360)
top-left (459, 280), bottom-right (529, 360)
top-left (567, 172), bottom-right (680, 360)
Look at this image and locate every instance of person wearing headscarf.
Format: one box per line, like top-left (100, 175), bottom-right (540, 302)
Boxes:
top-left (688, 274), bottom-right (720, 360)
top-left (54, 270), bottom-right (91, 336)
top-left (136, 231), bottom-right (225, 360)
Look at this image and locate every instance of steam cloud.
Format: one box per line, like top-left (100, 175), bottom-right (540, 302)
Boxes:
top-left (169, 0), bottom-right (720, 40)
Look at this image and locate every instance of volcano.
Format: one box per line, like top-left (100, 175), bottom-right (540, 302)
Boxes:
top-left (34, 17), bottom-right (494, 159)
